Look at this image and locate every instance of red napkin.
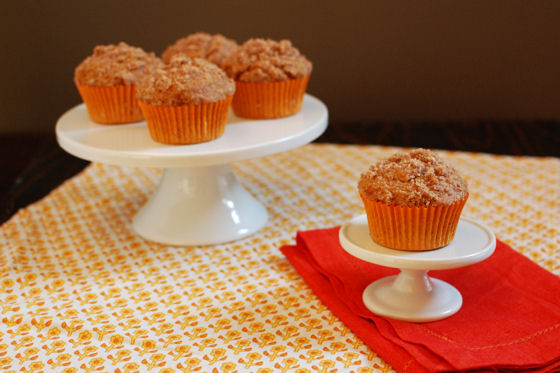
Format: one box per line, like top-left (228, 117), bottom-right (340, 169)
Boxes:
top-left (281, 227), bottom-right (560, 373)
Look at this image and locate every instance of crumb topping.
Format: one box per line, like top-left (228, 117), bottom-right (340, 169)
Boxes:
top-left (222, 38), bottom-right (312, 82)
top-left (162, 32), bottom-right (239, 68)
top-left (137, 55), bottom-right (235, 105)
top-left (74, 42), bottom-right (161, 86)
top-left (358, 149), bottom-right (468, 206)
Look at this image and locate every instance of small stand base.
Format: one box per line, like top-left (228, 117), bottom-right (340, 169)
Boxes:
top-left (132, 165), bottom-right (267, 246)
top-left (363, 269), bottom-right (462, 322)
top-left (339, 215), bottom-right (495, 322)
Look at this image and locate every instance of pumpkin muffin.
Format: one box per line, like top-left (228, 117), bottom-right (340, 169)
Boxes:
top-left (222, 38), bottom-right (312, 119)
top-left (74, 42), bottom-right (160, 124)
top-left (137, 55), bottom-right (235, 144)
top-left (358, 148), bottom-right (469, 251)
top-left (162, 32), bottom-right (238, 69)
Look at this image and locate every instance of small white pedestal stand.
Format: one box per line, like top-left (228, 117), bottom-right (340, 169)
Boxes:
top-left (56, 94), bottom-right (328, 246)
top-left (339, 215), bottom-right (495, 322)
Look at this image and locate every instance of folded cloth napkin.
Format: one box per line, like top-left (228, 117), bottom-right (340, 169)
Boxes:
top-left (281, 227), bottom-right (560, 373)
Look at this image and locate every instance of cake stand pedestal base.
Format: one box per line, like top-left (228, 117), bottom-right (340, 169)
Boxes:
top-left (56, 94), bottom-right (328, 245)
top-left (362, 269), bottom-right (462, 322)
top-left (132, 165), bottom-right (267, 246)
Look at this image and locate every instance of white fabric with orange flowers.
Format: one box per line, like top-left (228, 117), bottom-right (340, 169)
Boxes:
top-left (1, 144), bottom-right (558, 372)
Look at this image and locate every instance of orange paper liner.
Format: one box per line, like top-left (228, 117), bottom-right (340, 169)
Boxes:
top-left (360, 194), bottom-right (468, 251)
top-left (76, 84), bottom-right (143, 124)
top-left (138, 96), bottom-right (233, 145)
top-left (232, 75), bottom-right (310, 119)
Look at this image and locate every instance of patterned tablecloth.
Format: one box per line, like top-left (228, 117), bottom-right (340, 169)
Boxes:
top-left (1, 144), bottom-right (558, 372)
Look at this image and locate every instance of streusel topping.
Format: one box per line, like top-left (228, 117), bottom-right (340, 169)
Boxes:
top-left (358, 149), bottom-right (468, 206)
top-left (223, 38), bottom-right (312, 82)
top-left (74, 42), bottom-right (160, 86)
top-left (162, 32), bottom-right (238, 68)
top-left (137, 55), bottom-right (235, 106)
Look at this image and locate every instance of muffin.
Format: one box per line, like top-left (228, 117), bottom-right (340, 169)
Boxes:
top-left (222, 38), bottom-right (312, 119)
top-left (136, 55), bottom-right (235, 144)
top-left (74, 42), bottom-right (161, 124)
top-left (358, 149), bottom-right (468, 251)
top-left (162, 32), bottom-right (238, 69)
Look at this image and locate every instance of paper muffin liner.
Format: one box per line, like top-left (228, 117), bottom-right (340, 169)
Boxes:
top-left (360, 193), bottom-right (468, 251)
top-left (76, 84), bottom-right (143, 124)
top-left (138, 96), bottom-right (233, 145)
top-left (232, 75), bottom-right (310, 119)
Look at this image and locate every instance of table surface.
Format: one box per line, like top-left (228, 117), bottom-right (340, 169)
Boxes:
top-left (0, 121), bottom-right (559, 372)
top-left (2, 120), bottom-right (559, 224)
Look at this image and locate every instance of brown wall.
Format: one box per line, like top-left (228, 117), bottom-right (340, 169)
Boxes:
top-left (2, 1), bottom-right (559, 133)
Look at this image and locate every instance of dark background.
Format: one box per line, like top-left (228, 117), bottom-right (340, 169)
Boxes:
top-left (1, 1), bottom-right (559, 222)
top-left (2, 1), bottom-right (560, 132)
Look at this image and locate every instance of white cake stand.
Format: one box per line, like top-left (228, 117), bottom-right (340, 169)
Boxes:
top-left (56, 94), bottom-right (328, 246)
top-left (339, 215), bottom-right (495, 322)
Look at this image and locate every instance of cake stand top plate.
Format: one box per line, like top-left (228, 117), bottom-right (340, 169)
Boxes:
top-left (56, 94), bottom-right (328, 168)
top-left (340, 215), bottom-right (496, 270)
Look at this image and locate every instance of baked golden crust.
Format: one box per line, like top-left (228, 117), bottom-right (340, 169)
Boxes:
top-left (74, 42), bottom-right (160, 86)
top-left (136, 55), bottom-right (235, 106)
top-left (223, 38), bottom-right (312, 82)
top-left (358, 148), bottom-right (468, 206)
top-left (162, 32), bottom-right (239, 68)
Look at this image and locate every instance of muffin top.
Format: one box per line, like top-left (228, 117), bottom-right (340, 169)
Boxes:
top-left (74, 42), bottom-right (160, 86)
top-left (137, 55), bottom-right (235, 106)
top-left (162, 32), bottom-right (239, 68)
top-left (223, 38), bottom-right (312, 82)
top-left (358, 149), bottom-right (468, 207)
